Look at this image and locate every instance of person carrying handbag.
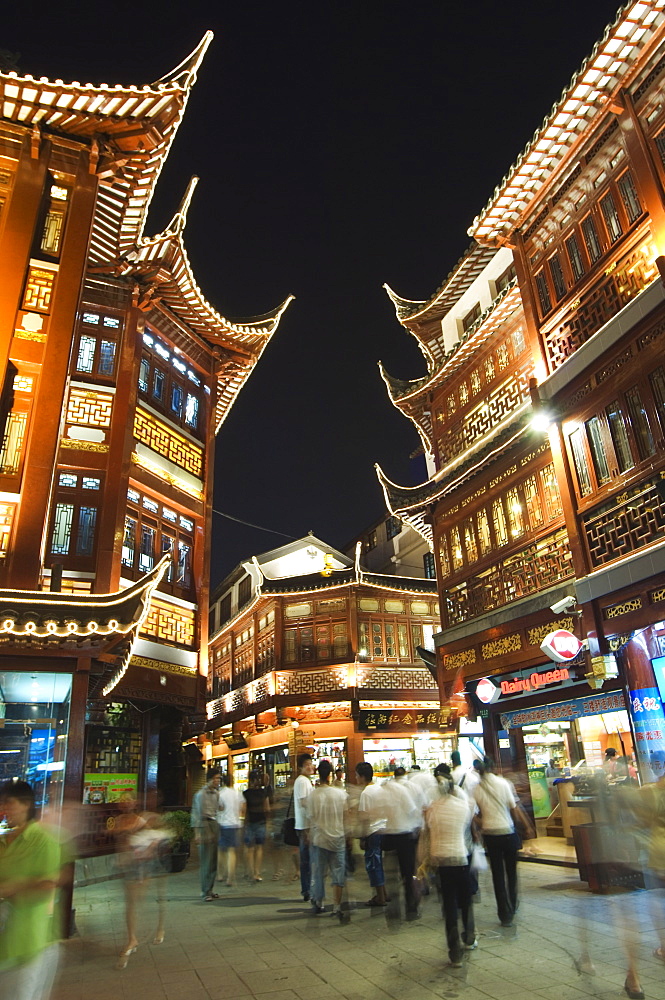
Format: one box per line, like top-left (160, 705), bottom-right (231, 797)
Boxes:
top-left (472, 757), bottom-right (532, 927)
top-left (425, 764), bottom-right (477, 967)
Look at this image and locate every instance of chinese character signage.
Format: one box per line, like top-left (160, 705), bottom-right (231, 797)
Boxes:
top-left (629, 687), bottom-right (665, 783)
top-left (500, 690), bottom-right (625, 730)
top-left (358, 709), bottom-right (454, 732)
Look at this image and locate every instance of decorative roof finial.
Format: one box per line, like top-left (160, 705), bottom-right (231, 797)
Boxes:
top-left (152, 30), bottom-right (214, 89)
top-left (166, 175), bottom-right (199, 236)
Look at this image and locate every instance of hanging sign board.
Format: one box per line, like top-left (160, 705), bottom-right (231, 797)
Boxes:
top-left (540, 629), bottom-right (582, 663)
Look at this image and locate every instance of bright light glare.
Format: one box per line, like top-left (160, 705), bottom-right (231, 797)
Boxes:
top-left (531, 411), bottom-right (553, 433)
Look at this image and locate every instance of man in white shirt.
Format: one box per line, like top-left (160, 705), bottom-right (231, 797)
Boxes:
top-left (217, 773), bottom-right (243, 887)
top-left (191, 768), bottom-right (222, 900)
top-left (382, 767), bottom-right (422, 921)
top-left (472, 759), bottom-right (521, 926)
top-left (356, 761), bottom-right (387, 907)
top-left (294, 752), bottom-right (315, 902)
top-left (308, 759), bottom-right (348, 920)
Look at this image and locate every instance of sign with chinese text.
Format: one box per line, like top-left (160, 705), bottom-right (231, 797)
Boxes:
top-left (500, 690), bottom-right (624, 729)
top-left (83, 773), bottom-right (138, 804)
top-left (358, 709), bottom-right (454, 733)
top-left (629, 687), bottom-right (665, 784)
top-left (540, 629), bottom-right (582, 663)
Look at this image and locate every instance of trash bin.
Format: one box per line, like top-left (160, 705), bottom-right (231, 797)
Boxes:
top-left (572, 821), bottom-right (644, 893)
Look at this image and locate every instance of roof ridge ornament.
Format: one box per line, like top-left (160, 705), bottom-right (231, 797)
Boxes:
top-left (152, 31), bottom-right (214, 89)
top-left (165, 175), bottom-right (199, 237)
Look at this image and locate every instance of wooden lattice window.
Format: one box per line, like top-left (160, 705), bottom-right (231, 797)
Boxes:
top-left (23, 266), bottom-right (55, 313)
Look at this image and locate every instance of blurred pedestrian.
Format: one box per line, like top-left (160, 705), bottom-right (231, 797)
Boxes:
top-left (355, 761), bottom-right (387, 907)
top-left (426, 767), bottom-right (476, 967)
top-left (191, 768), bottom-right (222, 901)
top-left (308, 760), bottom-right (348, 920)
top-left (0, 779), bottom-right (63, 1000)
top-left (382, 767), bottom-right (422, 921)
top-left (243, 769), bottom-right (270, 881)
top-left (294, 753), bottom-right (315, 902)
top-left (217, 773), bottom-right (243, 887)
top-left (472, 758), bottom-right (529, 927)
top-left (114, 792), bottom-right (171, 967)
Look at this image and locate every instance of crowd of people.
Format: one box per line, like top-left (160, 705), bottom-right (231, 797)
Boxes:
top-left (3, 747), bottom-right (665, 1000)
top-left (191, 752), bottom-right (537, 967)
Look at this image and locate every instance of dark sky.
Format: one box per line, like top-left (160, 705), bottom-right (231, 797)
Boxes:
top-left (5, 0), bottom-right (621, 583)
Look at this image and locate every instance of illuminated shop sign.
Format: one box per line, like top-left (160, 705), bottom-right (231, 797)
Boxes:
top-left (500, 667), bottom-right (570, 695)
top-left (540, 629), bottom-right (582, 663)
top-left (358, 709), bottom-right (454, 733)
top-left (500, 691), bottom-right (624, 729)
top-left (474, 666), bottom-right (571, 704)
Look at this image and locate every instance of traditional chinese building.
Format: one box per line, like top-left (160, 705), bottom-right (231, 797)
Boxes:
top-left (378, 1), bottom-right (665, 846)
top-left (0, 36), bottom-right (291, 844)
top-left (198, 534), bottom-right (446, 790)
top-left (343, 514), bottom-right (434, 579)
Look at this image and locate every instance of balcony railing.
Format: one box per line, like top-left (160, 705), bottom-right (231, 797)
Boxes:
top-left (542, 234), bottom-right (658, 373)
top-left (583, 476), bottom-right (665, 569)
top-left (444, 527), bottom-right (573, 626)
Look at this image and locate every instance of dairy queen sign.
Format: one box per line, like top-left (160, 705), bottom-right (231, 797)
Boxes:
top-left (539, 629), bottom-right (583, 663)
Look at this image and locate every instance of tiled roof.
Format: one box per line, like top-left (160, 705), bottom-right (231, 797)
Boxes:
top-left (99, 178), bottom-right (293, 432)
top-left (376, 405), bottom-right (533, 544)
top-left (0, 557), bottom-right (166, 647)
top-left (469, 1), bottom-right (665, 243)
top-left (0, 33), bottom-right (214, 266)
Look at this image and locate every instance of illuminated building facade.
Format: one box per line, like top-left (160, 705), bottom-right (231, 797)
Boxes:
top-left (0, 37), bottom-right (290, 844)
top-left (199, 535), bottom-right (447, 790)
top-left (378, 3), bottom-right (665, 841)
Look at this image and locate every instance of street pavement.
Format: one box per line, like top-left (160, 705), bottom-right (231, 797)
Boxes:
top-left (54, 854), bottom-right (665, 1000)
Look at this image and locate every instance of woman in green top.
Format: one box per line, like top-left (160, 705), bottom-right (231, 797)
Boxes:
top-left (0, 780), bottom-right (62, 1000)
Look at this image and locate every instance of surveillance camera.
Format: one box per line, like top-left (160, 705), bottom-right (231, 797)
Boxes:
top-left (550, 595), bottom-right (576, 614)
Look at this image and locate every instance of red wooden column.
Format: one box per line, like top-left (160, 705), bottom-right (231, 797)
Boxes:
top-left (0, 137), bottom-right (48, 377)
top-left (510, 233), bottom-right (549, 376)
top-left (619, 91), bottom-right (665, 242)
top-left (6, 150), bottom-right (98, 589)
top-left (94, 306), bottom-right (142, 592)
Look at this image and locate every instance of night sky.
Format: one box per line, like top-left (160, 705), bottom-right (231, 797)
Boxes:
top-left (5, 1), bottom-right (622, 584)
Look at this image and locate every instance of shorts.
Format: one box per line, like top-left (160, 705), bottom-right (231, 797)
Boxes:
top-left (219, 826), bottom-right (241, 849)
top-left (244, 821), bottom-right (266, 847)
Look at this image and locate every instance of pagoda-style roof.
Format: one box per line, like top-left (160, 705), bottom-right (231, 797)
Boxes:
top-left (468, 2), bottom-right (663, 244)
top-left (0, 34), bottom-right (213, 266)
top-left (379, 279), bottom-right (521, 451)
top-left (0, 557), bottom-right (166, 647)
top-left (260, 569), bottom-right (356, 595)
top-left (384, 242), bottom-right (497, 368)
top-left (376, 404), bottom-right (533, 544)
top-left (98, 177), bottom-right (294, 432)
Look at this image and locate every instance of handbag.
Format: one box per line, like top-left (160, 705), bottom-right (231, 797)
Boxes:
top-left (281, 794), bottom-right (299, 846)
top-left (470, 844), bottom-right (488, 871)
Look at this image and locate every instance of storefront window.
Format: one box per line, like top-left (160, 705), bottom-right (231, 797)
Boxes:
top-left (0, 671), bottom-right (71, 814)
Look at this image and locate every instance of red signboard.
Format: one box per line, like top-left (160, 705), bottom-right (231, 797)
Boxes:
top-left (540, 629), bottom-right (582, 663)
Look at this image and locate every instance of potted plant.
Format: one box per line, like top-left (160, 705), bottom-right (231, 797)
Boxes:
top-left (164, 810), bottom-right (193, 873)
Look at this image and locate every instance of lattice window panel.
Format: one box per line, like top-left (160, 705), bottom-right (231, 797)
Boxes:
top-left (0, 503), bottom-right (15, 557)
top-left (256, 632), bottom-right (275, 675)
top-left (23, 266), bottom-right (55, 312)
top-left (234, 645), bottom-right (254, 687)
top-left (275, 668), bottom-right (347, 695)
top-left (438, 366), bottom-right (531, 462)
top-left (134, 407), bottom-right (203, 478)
top-left (355, 667), bottom-right (435, 690)
top-left (140, 597), bottom-right (195, 646)
top-left (584, 479), bottom-right (665, 568)
top-left (254, 677), bottom-right (270, 702)
top-left (66, 388), bottom-right (113, 427)
top-left (544, 239), bottom-right (658, 371)
top-left (443, 528), bottom-right (574, 627)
